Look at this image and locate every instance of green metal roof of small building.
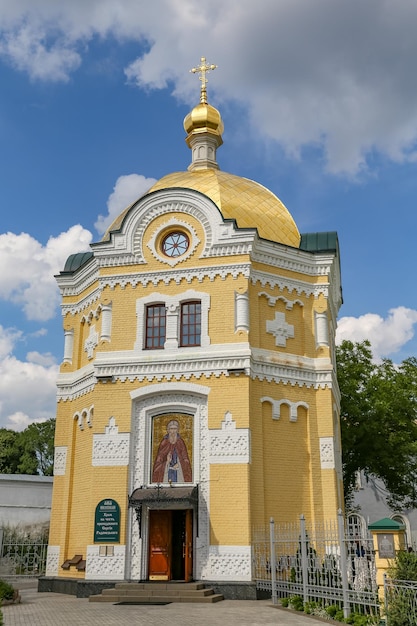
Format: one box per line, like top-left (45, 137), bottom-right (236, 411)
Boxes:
top-left (368, 517), bottom-right (406, 531)
top-left (299, 231), bottom-right (339, 254)
top-left (62, 251), bottom-right (94, 274)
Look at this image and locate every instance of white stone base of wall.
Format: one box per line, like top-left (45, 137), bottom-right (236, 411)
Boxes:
top-left (201, 545), bottom-right (252, 581)
top-left (85, 545), bottom-right (126, 580)
top-left (45, 545), bottom-right (60, 576)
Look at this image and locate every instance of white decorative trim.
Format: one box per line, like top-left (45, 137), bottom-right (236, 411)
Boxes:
top-left (59, 264), bottom-right (251, 305)
top-left (202, 545), bottom-right (252, 581)
top-left (147, 218), bottom-right (200, 266)
top-left (102, 263), bottom-right (250, 290)
top-left (130, 381), bottom-right (210, 401)
top-left (135, 290), bottom-right (210, 351)
top-left (73, 405), bottom-right (93, 431)
top-left (92, 417), bottom-right (130, 466)
top-left (94, 345), bottom-right (251, 383)
top-left (315, 311), bottom-right (329, 347)
top-left (261, 397), bottom-right (309, 422)
top-left (84, 324), bottom-right (98, 359)
top-left (209, 412), bottom-right (250, 463)
top-left (53, 447), bottom-right (67, 476)
top-left (235, 291), bottom-right (249, 332)
top-left (60, 286), bottom-right (101, 314)
top-left (101, 302), bottom-right (112, 342)
top-left (188, 131), bottom-right (221, 171)
top-left (57, 349), bottom-right (336, 400)
top-left (63, 329), bottom-right (74, 364)
top-left (258, 291), bottom-right (304, 309)
top-left (45, 545), bottom-right (60, 576)
top-left (128, 383), bottom-right (210, 581)
top-left (252, 268), bottom-right (329, 299)
top-left (94, 188), bottom-right (255, 264)
top-left (56, 364), bottom-right (96, 401)
top-left (252, 349), bottom-right (334, 389)
top-left (266, 312), bottom-right (294, 347)
top-left (320, 437), bottom-right (335, 469)
top-left (252, 237), bottom-right (338, 278)
top-left (56, 257), bottom-right (98, 298)
top-left (85, 545), bottom-right (126, 580)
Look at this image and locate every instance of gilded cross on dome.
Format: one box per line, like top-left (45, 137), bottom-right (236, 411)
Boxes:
top-left (190, 56), bottom-right (217, 104)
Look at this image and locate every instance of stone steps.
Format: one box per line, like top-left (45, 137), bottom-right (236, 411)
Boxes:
top-left (89, 581), bottom-right (224, 604)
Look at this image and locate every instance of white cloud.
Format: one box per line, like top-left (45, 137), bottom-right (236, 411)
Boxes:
top-left (0, 326), bottom-right (22, 359)
top-left (1, 1), bottom-right (417, 173)
top-left (0, 225), bottom-right (92, 321)
top-left (0, 21), bottom-right (81, 82)
top-left (336, 306), bottom-right (417, 360)
top-left (0, 326), bottom-right (58, 430)
top-left (95, 173), bottom-right (156, 235)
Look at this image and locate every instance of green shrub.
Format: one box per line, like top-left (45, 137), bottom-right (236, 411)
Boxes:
top-left (326, 604), bottom-right (339, 617)
top-left (280, 597), bottom-right (289, 607)
top-left (289, 595), bottom-right (304, 611)
top-left (0, 580), bottom-right (14, 601)
top-left (386, 550), bottom-right (417, 625)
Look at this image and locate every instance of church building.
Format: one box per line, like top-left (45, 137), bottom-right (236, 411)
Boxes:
top-left (45, 58), bottom-right (344, 595)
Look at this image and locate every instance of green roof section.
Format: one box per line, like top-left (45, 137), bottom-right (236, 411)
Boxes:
top-left (62, 251), bottom-right (94, 274)
top-left (368, 517), bottom-right (406, 531)
top-left (299, 231), bottom-right (339, 254)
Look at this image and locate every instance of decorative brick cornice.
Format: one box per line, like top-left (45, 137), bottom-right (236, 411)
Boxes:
top-left (59, 263), bottom-right (251, 303)
top-left (56, 364), bottom-right (95, 401)
top-left (93, 352), bottom-right (252, 383)
top-left (61, 288), bottom-right (101, 317)
top-left (56, 256), bottom-right (98, 295)
top-left (251, 360), bottom-right (333, 388)
top-left (101, 263), bottom-right (250, 290)
top-left (251, 268), bottom-right (329, 299)
top-left (56, 346), bottom-right (337, 400)
top-left (251, 239), bottom-right (336, 277)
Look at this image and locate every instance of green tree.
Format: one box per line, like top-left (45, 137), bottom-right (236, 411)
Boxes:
top-left (17, 419), bottom-right (55, 476)
top-left (0, 419), bottom-right (55, 476)
top-left (0, 429), bottom-right (23, 473)
top-left (337, 340), bottom-right (417, 508)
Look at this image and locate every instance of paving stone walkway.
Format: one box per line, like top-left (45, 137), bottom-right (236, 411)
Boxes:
top-left (2, 582), bottom-right (329, 626)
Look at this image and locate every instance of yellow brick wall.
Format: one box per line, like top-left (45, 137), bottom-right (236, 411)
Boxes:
top-left (209, 464), bottom-right (251, 545)
top-left (50, 207), bottom-right (342, 578)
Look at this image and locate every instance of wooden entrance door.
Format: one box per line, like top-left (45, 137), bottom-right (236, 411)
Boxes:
top-left (148, 509), bottom-right (193, 581)
top-left (149, 510), bottom-right (171, 580)
top-left (184, 509), bottom-right (193, 582)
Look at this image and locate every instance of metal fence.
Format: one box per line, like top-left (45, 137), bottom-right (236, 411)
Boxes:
top-left (0, 528), bottom-right (48, 578)
top-left (384, 576), bottom-right (417, 625)
top-left (253, 511), bottom-right (379, 620)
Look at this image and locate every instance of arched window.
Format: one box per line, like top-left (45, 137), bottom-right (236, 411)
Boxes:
top-left (391, 514), bottom-right (412, 550)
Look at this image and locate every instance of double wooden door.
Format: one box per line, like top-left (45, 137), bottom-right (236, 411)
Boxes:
top-left (148, 509), bottom-right (193, 581)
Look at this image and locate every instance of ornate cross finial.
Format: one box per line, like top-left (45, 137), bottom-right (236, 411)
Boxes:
top-left (190, 56), bottom-right (217, 104)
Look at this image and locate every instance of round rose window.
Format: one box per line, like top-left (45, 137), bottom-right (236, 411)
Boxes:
top-left (161, 231), bottom-right (190, 257)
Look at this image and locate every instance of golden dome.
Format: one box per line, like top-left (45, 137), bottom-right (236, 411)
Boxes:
top-left (183, 102), bottom-right (224, 147)
top-left (103, 57), bottom-right (300, 248)
top-left (147, 169), bottom-right (300, 247)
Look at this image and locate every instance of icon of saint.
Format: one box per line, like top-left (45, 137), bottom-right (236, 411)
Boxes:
top-left (152, 419), bottom-right (192, 483)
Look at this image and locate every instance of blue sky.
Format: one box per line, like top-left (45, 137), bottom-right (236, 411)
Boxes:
top-left (1, 0), bottom-right (417, 430)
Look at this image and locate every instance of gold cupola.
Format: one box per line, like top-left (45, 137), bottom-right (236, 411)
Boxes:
top-left (183, 57), bottom-right (223, 171)
top-left (103, 56), bottom-right (301, 248)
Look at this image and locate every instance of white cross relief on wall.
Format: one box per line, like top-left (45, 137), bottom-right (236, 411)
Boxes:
top-left (84, 324), bottom-right (98, 359)
top-left (266, 312), bottom-right (294, 347)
